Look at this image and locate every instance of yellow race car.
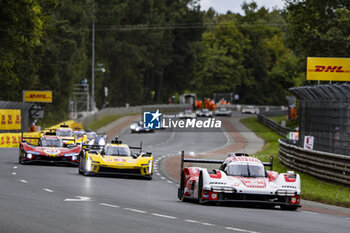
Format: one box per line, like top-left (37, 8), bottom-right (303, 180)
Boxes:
top-left (79, 138), bottom-right (153, 179)
top-left (55, 125), bottom-right (76, 146)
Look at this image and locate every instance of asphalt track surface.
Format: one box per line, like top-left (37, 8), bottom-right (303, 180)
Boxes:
top-left (1, 115), bottom-right (350, 233)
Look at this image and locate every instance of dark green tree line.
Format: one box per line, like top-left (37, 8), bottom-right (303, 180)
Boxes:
top-left (1, 0), bottom-right (349, 122)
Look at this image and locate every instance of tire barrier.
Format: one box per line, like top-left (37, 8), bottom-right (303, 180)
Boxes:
top-left (279, 139), bottom-right (350, 185)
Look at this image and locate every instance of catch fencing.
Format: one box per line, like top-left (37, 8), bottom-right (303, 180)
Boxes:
top-left (290, 84), bottom-right (350, 155)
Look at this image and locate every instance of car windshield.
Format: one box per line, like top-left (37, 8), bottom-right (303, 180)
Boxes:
top-left (220, 107), bottom-right (227, 111)
top-left (56, 129), bottom-right (73, 137)
top-left (40, 138), bottom-right (63, 147)
top-left (226, 163), bottom-right (266, 177)
top-left (105, 146), bottom-right (131, 156)
top-left (86, 132), bottom-right (97, 140)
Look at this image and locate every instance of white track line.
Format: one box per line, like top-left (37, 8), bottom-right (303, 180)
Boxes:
top-left (152, 213), bottom-right (177, 219)
top-left (225, 227), bottom-right (259, 233)
top-left (13, 166), bottom-right (17, 169)
top-left (12, 172), bottom-right (16, 175)
top-left (201, 222), bottom-right (215, 226)
top-left (20, 179), bottom-right (28, 183)
top-left (185, 219), bottom-right (199, 223)
top-left (167, 180), bottom-right (173, 184)
top-left (124, 208), bottom-right (147, 214)
top-left (301, 211), bottom-right (320, 215)
top-left (99, 203), bottom-right (120, 208)
top-left (64, 196), bottom-right (91, 202)
top-left (43, 188), bottom-right (53, 192)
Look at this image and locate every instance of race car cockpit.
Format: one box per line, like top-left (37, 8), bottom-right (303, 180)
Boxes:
top-left (39, 137), bottom-right (63, 147)
top-left (102, 145), bottom-right (131, 157)
top-left (225, 163), bottom-right (267, 178)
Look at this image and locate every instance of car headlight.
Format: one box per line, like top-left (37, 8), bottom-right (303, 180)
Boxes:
top-left (64, 153), bottom-right (79, 157)
top-left (130, 124), bottom-right (136, 130)
top-left (27, 153), bottom-right (32, 159)
top-left (135, 127), bottom-right (140, 131)
top-left (275, 189), bottom-right (297, 196)
top-left (26, 151), bottom-right (40, 155)
top-left (211, 186), bottom-right (236, 193)
top-left (98, 138), bottom-right (105, 146)
top-left (149, 160), bottom-right (152, 174)
top-left (86, 159), bottom-right (92, 171)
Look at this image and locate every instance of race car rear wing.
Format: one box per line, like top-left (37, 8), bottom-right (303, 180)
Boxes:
top-left (82, 144), bottom-right (104, 151)
top-left (20, 132), bottom-right (41, 142)
top-left (129, 141), bottom-right (142, 153)
top-left (180, 151), bottom-right (274, 171)
top-left (262, 156), bottom-right (274, 171)
top-left (180, 151), bottom-right (224, 172)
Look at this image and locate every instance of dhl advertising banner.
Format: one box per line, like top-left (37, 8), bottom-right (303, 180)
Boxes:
top-left (307, 57), bottom-right (350, 81)
top-left (23, 90), bottom-right (52, 103)
top-left (0, 109), bottom-right (21, 130)
top-left (0, 132), bottom-right (41, 148)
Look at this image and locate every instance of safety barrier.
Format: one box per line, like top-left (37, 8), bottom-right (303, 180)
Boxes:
top-left (279, 139), bottom-right (350, 185)
top-left (257, 112), bottom-right (290, 137)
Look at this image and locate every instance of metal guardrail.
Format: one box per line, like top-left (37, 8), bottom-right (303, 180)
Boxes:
top-left (257, 112), bottom-right (290, 137)
top-left (279, 139), bottom-right (350, 185)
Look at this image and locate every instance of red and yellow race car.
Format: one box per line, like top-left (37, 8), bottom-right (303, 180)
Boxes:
top-left (19, 134), bottom-right (81, 165)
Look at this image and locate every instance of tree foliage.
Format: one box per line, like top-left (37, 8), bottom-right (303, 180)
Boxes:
top-left (1, 0), bottom-right (348, 122)
top-left (285, 0), bottom-right (350, 58)
top-left (192, 3), bottom-right (302, 105)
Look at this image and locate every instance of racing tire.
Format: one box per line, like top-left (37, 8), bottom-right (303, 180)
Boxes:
top-left (19, 152), bottom-right (25, 164)
top-left (78, 161), bottom-right (83, 174)
top-left (178, 171), bottom-right (185, 201)
top-left (79, 159), bottom-right (90, 176)
top-left (281, 205), bottom-right (298, 211)
top-left (198, 171), bottom-right (204, 204)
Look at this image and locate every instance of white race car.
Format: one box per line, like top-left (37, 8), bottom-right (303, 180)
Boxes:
top-left (241, 105), bottom-right (259, 114)
top-left (178, 109), bottom-right (196, 119)
top-left (214, 107), bottom-right (232, 116)
top-left (178, 153), bottom-right (301, 210)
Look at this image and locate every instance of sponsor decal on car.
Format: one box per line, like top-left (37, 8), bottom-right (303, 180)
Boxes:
top-left (44, 149), bottom-right (60, 155)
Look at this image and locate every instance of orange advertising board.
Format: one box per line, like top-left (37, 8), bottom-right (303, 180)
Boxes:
top-left (23, 90), bottom-right (52, 103)
top-left (307, 57), bottom-right (350, 81)
top-left (0, 109), bottom-right (21, 130)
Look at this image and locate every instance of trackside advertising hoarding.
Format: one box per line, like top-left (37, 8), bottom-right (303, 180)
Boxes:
top-left (0, 109), bottom-right (21, 130)
top-left (307, 57), bottom-right (350, 81)
top-left (23, 90), bottom-right (53, 103)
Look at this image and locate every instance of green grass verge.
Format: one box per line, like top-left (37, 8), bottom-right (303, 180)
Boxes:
top-left (85, 114), bottom-right (135, 131)
top-left (241, 117), bottom-right (350, 207)
top-left (268, 115), bottom-right (298, 128)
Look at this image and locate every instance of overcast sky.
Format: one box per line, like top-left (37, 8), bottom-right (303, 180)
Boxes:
top-left (199, 0), bottom-right (287, 14)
